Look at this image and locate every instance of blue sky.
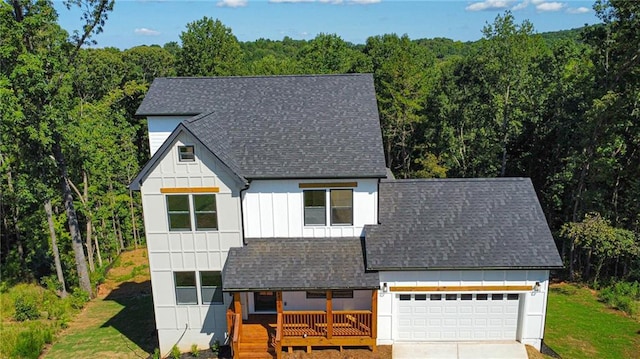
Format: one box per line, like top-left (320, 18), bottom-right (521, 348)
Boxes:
top-left (53, 0), bottom-right (599, 49)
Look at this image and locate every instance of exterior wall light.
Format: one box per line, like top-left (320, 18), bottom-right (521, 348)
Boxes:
top-left (382, 282), bottom-right (388, 292)
top-left (533, 282), bottom-right (541, 292)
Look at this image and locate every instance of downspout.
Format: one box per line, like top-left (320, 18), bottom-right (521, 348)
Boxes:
top-left (239, 181), bottom-right (250, 246)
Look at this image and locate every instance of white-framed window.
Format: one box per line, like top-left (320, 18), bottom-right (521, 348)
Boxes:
top-left (175, 272), bottom-right (198, 305)
top-left (200, 271), bottom-right (223, 304)
top-left (178, 145), bottom-right (195, 162)
top-left (166, 194), bottom-right (218, 231)
top-left (303, 189), bottom-right (353, 226)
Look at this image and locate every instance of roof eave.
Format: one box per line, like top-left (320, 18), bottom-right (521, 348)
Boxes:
top-left (367, 265), bottom-right (565, 271)
top-left (222, 285), bottom-right (380, 292)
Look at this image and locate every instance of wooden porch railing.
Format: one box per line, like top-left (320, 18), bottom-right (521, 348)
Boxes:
top-left (230, 313), bottom-right (241, 359)
top-left (275, 313), bottom-right (283, 359)
top-left (280, 310), bottom-right (372, 338)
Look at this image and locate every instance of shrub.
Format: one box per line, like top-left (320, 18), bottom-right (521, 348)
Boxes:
top-left (599, 281), bottom-right (640, 316)
top-left (171, 344), bottom-right (181, 359)
top-left (152, 348), bottom-right (161, 359)
top-left (190, 343), bottom-right (199, 357)
top-left (14, 295), bottom-right (40, 321)
top-left (11, 326), bottom-right (53, 359)
top-left (69, 289), bottom-right (90, 310)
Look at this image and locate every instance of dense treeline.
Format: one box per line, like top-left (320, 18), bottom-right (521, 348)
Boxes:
top-left (1, 0), bottom-right (639, 300)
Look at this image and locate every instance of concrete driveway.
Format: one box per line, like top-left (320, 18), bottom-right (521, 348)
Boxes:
top-left (393, 342), bottom-right (528, 359)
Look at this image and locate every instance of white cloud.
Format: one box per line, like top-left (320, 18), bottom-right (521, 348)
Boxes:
top-left (349, 0), bottom-right (381, 4)
top-left (536, 1), bottom-right (565, 12)
top-left (465, 0), bottom-right (513, 12)
top-left (567, 6), bottom-right (590, 14)
top-left (269, 0), bottom-right (315, 3)
top-left (134, 28), bottom-right (160, 36)
top-left (216, 0), bottom-right (248, 7)
top-left (511, 0), bottom-right (529, 11)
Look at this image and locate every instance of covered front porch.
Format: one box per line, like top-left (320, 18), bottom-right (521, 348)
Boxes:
top-left (226, 289), bottom-right (377, 359)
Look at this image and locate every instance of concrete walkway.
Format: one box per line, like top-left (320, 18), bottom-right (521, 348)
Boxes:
top-left (393, 342), bottom-right (528, 359)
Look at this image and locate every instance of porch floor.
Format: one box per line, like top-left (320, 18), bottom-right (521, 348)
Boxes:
top-left (238, 315), bottom-right (277, 359)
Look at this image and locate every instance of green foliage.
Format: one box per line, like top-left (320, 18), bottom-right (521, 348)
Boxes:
top-left (12, 325), bottom-right (53, 359)
top-left (171, 344), bottom-right (181, 359)
top-left (177, 17), bottom-right (244, 76)
top-left (152, 348), bottom-right (161, 359)
top-left (190, 343), bottom-right (199, 357)
top-left (599, 281), bottom-right (640, 316)
top-left (210, 340), bottom-right (220, 355)
top-left (69, 289), bottom-right (90, 310)
top-left (14, 295), bottom-right (40, 321)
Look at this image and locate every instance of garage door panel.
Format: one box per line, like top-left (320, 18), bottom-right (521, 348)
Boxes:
top-left (396, 293), bottom-right (520, 341)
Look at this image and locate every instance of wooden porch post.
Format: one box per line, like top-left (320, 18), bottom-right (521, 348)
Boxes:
top-left (233, 292), bottom-right (243, 332)
top-left (371, 289), bottom-right (378, 352)
top-left (326, 290), bottom-right (333, 339)
top-left (276, 291), bottom-right (283, 314)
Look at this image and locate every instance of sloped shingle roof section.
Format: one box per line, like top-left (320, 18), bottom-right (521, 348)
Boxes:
top-left (136, 74), bottom-right (387, 179)
top-left (222, 238), bottom-right (379, 291)
top-left (365, 178), bottom-right (563, 270)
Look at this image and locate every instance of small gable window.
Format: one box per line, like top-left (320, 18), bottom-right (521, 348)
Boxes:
top-left (178, 145), bottom-right (195, 162)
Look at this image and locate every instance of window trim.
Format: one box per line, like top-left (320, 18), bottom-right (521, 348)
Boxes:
top-left (166, 194), bottom-right (218, 232)
top-left (303, 190), bottom-right (326, 226)
top-left (302, 188), bottom-right (354, 227)
top-left (305, 290), bottom-right (354, 299)
top-left (178, 145), bottom-right (195, 162)
top-left (167, 195), bottom-right (192, 231)
top-left (200, 271), bottom-right (224, 305)
top-left (174, 272), bottom-right (198, 305)
top-left (330, 189), bottom-right (353, 226)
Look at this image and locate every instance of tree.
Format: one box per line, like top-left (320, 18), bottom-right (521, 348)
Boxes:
top-left (298, 33), bottom-right (368, 74)
top-left (177, 17), bottom-right (244, 76)
top-left (562, 213), bottom-right (638, 284)
top-left (3, 0), bottom-right (114, 296)
top-left (364, 34), bottom-right (433, 177)
top-left (480, 11), bottom-right (547, 177)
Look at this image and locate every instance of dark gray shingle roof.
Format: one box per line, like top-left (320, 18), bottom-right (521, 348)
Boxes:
top-left (136, 74), bottom-right (387, 179)
top-left (365, 178), bottom-right (563, 270)
top-left (222, 237), bottom-right (379, 291)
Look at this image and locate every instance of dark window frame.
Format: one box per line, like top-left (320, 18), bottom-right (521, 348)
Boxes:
top-left (200, 271), bottom-right (224, 305)
top-left (167, 195), bottom-right (192, 231)
top-left (330, 189), bottom-right (353, 226)
top-left (303, 190), bottom-right (326, 226)
top-left (305, 290), bottom-right (354, 299)
top-left (178, 145), bottom-right (195, 162)
top-left (166, 194), bottom-right (218, 232)
top-left (174, 272), bottom-right (198, 305)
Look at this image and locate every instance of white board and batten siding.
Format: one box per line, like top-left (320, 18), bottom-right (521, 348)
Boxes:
top-left (147, 116), bottom-right (191, 156)
top-left (376, 270), bottom-right (551, 350)
top-left (140, 131), bottom-right (244, 353)
top-left (242, 179), bottom-right (378, 238)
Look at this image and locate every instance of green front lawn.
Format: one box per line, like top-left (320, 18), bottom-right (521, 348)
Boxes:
top-left (544, 284), bottom-right (640, 359)
top-left (44, 295), bottom-right (156, 359)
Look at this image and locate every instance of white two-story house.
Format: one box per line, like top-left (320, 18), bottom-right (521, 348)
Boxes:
top-left (130, 74), bottom-right (562, 358)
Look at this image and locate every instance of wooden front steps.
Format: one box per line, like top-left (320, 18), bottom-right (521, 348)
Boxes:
top-left (238, 315), bottom-right (276, 359)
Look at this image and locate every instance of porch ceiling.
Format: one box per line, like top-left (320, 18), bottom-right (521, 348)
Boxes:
top-left (222, 237), bottom-right (379, 291)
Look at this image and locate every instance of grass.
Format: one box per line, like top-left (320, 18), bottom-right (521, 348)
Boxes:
top-left (44, 295), bottom-right (155, 359)
top-left (544, 283), bottom-right (640, 359)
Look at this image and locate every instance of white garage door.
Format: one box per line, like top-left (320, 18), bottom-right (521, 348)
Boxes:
top-left (396, 293), bottom-right (520, 341)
